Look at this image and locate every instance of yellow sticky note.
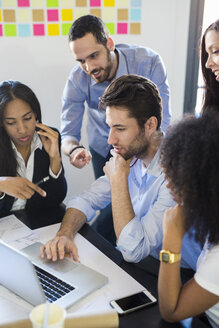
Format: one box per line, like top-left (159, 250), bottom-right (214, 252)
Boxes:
top-left (60, 0), bottom-right (73, 7)
top-left (31, 0), bottom-right (44, 7)
top-left (103, 7), bottom-right (115, 21)
top-left (17, 9), bottom-right (31, 23)
top-left (117, 0), bottom-right (129, 7)
top-left (61, 9), bottom-right (73, 21)
top-left (48, 23), bottom-right (59, 36)
top-left (104, 0), bottom-right (115, 7)
top-left (75, 8), bottom-right (88, 19)
top-left (0, 10), bottom-right (2, 23)
top-left (2, 0), bottom-right (16, 7)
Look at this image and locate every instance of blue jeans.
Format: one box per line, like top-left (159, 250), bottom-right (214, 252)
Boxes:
top-left (89, 147), bottom-right (116, 245)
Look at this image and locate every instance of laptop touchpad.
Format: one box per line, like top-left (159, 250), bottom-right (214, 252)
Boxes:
top-left (38, 256), bottom-right (78, 273)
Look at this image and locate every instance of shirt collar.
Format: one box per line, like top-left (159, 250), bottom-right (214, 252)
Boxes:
top-left (90, 47), bottom-right (129, 87)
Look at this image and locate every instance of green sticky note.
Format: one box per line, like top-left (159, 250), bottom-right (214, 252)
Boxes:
top-left (47, 0), bottom-right (59, 7)
top-left (106, 23), bottom-right (115, 34)
top-left (5, 24), bottom-right (16, 36)
top-left (62, 23), bottom-right (72, 35)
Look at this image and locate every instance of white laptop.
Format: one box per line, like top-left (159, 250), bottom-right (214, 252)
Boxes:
top-left (0, 240), bottom-right (108, 308)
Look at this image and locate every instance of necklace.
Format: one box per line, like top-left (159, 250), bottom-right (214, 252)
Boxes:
top-left (129, 158), bottom-right (138, 168)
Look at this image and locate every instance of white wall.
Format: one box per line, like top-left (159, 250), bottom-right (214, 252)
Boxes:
top-left (0, 0), bottom-right (191, 203)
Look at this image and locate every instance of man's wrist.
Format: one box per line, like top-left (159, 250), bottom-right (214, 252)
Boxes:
top-left (69, 145), bottom-right (85, 156)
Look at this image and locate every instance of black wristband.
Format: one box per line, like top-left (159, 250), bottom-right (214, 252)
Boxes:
top-left (69, 145), bottom-right (85, 156)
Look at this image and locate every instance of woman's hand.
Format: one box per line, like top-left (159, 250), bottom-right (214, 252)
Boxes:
top-left (162, 204), bottom-right (186, 251)
top-left (36, 123), bottom-right (61, 175)
top-left (0, 177), bottom-right (46, 200)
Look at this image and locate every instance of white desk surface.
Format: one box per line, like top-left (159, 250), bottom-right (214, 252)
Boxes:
top-left (0, 215), bottom-right (145, 324)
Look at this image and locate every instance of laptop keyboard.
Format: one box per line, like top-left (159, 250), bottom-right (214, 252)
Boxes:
top-left (34, 265), bottom-right (75, 302)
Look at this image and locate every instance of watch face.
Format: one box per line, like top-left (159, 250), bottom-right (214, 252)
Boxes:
top-left (161, 252), bottom-right (169, 262)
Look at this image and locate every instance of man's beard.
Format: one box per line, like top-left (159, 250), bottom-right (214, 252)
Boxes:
top-left (90, 49), bottom-right (113, 83)
top-left (122, 130), bottom-right (150, 160)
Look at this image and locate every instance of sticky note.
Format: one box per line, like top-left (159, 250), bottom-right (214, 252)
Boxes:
top-left (75, 7), bottom-right (88, 19)
top-left (76, 0), bottom-right (87, 6)
top-left (2, 0), bottom-right (16, 7)
top-left (0, 10), bottom-right (1, 22)
top-left (61, 22), bottom-right (71, 35)
top-left (105, 22), bottom-right (114, 34)
top-left (3, 10), bottom-right (16, 22)
top-left (33, 23), bottom-right (45, 36)
top-left (47, 9), bottom-right (59, 21)
top-left (47, 0), bottom-right (59, 8)
top-left (117, 0), bottom-right (129, 7)
top-left (17, 8), bottom-right (31, 22)
top-left (130, 22), bottom-right (140, 34)
top-left (60, 0), bottom-right (73, 7)
top-left (117, 22), bottom-right (127, 34)
top-left (18, 0), bottom-right (30, 6)
top-left (131, 0), bottom-right (141, 7)
top-left (18, 23), bottom-right (31, 36)
top-left (0, 25), bottom-right (3, 36)
top-left (32, 9), bottom-right (44, 22)
top-left (130, 8), bottom-right (141, 21)
top-left (117, 9), bottom-right (128, 21)
top-left (90, 0), bottom-right (101, 6)
top-left (48, 23), bottom-right (59, 36)
top-left (104, 0), bottom-right (115, 6)
top-left (31, 0), bottom-right (44, 7)
top-left (90, 8), bottom-right (101, 18)
top-left (61, 9), bottom-right (73, 21)
top-left (4, 24), bottom-right (16, 36)
top-left (103, 7), bottom-right (115, 21)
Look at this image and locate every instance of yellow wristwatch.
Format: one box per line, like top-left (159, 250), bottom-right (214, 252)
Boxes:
top-left (160, 250), bottom-right (181, 264)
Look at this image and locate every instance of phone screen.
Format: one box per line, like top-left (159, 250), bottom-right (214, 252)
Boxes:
top-left (116, 292), bottom-right (153, 311)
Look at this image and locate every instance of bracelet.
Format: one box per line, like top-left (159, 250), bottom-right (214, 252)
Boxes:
top-left (69, 145), bottom-right (85, 156)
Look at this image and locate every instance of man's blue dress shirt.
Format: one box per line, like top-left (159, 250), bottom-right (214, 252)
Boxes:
top-left (67, 151), bottom-right (201, 270)
top-left (61, 44), bottom-right (172, 157)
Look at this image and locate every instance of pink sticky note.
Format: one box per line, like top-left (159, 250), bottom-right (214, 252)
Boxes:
top-left (47, 9), bottom-right (59, 21)
top-left (33, 24), bottom-right (45, 36)
top-left (90, 0), bottom-right (101, 6)
top-left (117, 23), bottom-right (127, 34)
top-left (0, 25), bottom-right (3, 36)
top-left (17, 0), bottom-right (30, 7)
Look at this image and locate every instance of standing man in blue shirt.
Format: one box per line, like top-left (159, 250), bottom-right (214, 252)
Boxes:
top-left (42, 75), bottom-right (201, 274)
top-left (61, 15), bottom-right (171, 243)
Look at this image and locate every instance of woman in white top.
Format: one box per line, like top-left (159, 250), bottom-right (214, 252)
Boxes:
top-left (158, 113), bottom-right (219, 327)
top-left (0, 81), bottom-right (67, 217)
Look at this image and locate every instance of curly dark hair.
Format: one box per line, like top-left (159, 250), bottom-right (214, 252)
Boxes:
top-left (99, 74), bottom-right (162, 130)
top-left (160, 112), bottom-right (219, 246)
top-left (201, 19), bottom-right (219, 113)
top-left (0, 81), bottom-right (41, 177)
top-left (68, 15), bottom-right (109, 46)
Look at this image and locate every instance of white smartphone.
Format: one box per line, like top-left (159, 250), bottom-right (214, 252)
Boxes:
top-left (110, 290), bottom-right (157, 314)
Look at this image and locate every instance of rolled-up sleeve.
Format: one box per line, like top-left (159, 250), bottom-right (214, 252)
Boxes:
top-left (67, 176), bottom-right (111, 221)
top-left (117, 180), bottom-right (175, 263)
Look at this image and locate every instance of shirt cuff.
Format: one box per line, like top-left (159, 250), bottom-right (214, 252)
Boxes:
top-left (0, 192), bottom-right (5, 200)
top-left (49, 166), bottom-right (62, 179)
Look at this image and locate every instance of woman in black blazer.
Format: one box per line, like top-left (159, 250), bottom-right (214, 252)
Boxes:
top-left (0, 81), bottom-right (67, 217)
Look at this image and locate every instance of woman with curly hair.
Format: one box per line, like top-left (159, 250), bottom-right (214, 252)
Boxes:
top-left (158, 113), bottom-right (219, 327)
top-left (0, 81), bottom-right (67, 217)
top-left (201, 19), bottom-right (219, 113)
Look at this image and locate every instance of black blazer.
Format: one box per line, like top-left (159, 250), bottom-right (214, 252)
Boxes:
top-left (0, 128), bottom-right (67, 218)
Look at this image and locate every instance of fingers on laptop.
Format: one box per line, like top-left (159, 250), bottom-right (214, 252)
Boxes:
top-left (40, 236), bottom-right (79, 262)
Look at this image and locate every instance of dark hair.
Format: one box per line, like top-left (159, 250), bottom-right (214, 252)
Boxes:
top-left (99, 74), bottom-right (162, 129)
top-left (160, 112), bottom-right (219, 246)
top-left (68, 15), bottom-right (109, 46)
top-left (201, 19), bottom-right (219, 113)
top-left (0, 80), bottom-right (42, 176)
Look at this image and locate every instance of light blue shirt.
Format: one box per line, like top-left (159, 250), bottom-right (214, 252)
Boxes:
top-left (61, 44), bottom-right (171, 157)
top-left (67, 151), bottom-right (201, 270)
